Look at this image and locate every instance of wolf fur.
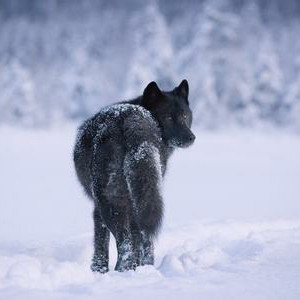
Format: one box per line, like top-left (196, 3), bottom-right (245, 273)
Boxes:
top-left (73, 80), bottom-right (195, 272)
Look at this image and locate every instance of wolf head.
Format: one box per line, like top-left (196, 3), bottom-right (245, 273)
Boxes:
top-left (141, 80), bottom-right (195, 148)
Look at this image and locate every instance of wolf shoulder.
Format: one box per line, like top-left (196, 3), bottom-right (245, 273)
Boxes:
top-left (76, 103), bottom-right (162, 150)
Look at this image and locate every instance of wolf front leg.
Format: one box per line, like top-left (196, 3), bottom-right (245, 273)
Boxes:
top-left (124, 142), bottom-right (164, 266)
top-left (91, 207), bottom-right (110, 273)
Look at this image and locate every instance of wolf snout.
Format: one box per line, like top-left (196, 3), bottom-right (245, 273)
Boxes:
top-left (189, 133), bottom-right (196, 143)
top-left (178, 132), bottom-right (195, 148)
top-left (187, 132), bottom-right (196, 146)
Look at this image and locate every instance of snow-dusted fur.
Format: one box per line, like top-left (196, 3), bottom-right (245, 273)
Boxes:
top-left (73, 80), bottom-right (195, 272)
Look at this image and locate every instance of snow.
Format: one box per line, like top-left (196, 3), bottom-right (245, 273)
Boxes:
top-left (0, 125), bottom-right (300, 299)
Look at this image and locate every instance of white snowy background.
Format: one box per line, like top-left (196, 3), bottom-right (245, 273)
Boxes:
top-left (0, 0), bottom-right (300, 299)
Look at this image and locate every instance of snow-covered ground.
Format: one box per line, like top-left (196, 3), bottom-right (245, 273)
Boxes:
top-left (1, 125), bottom-right (300, 299)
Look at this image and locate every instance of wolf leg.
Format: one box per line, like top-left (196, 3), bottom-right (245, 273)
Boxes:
top-left (91, 207), bottom-right (110, 273)
top-left (141, 231), bottom-right (154, 265)
top-left (129, 225), bottom-right (154, 266)
top-left (130, 222), bottom-right (143, 267)
top-left (100, 203), bottom-right (136, 272)
top-left (92, 137), bottom-right (136, 271)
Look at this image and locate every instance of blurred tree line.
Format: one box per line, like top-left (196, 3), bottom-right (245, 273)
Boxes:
top-left (0, 0), bottom-right (299, 130)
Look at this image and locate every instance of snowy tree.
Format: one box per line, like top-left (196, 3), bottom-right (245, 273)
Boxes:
top-left (225, 0), bottom-right (263, 126)
top-left (0, 0), bottom-right (299, 129)
top-left (252, 34), bottom-right (284, 123)
top-left (0, 59), bottom-right (41, 126)
top-left (124, 0), bottom-right (176, 98)
top-left (286, 54), bottom-right (300, 131)
top-left (178, 0), bottom-right (241, 127)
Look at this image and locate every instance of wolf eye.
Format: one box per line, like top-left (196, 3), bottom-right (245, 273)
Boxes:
top-left (183, 114), bottom-right (187, 119)
top-left (166, 116), bottom-right (173, 121)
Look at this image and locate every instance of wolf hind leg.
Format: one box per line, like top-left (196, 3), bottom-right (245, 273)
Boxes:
top-left (128, 225), bottom-right (154, 267)
top-left (140, 231), bottom-right (154, 265)
top-left (100, 202), bottom-right (137, 272)
top-left (92, 137), bottom-right (136, 271)
top-left (91, 207), bottom-right (110, 273)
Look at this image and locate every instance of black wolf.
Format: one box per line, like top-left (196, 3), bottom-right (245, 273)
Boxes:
top-left (73, 80), bottom-right (195, 272)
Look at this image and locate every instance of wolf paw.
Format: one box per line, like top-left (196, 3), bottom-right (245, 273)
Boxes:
top-left (115, 257), bottom-right (137, 272)
top-left (91, 256), bottom-right (109, 273)
top-left (91, 262), bottom-right (109, 273)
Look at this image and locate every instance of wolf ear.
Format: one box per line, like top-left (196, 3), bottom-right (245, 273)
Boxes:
top-left (176, 79), bottom-right (189, 100)
top-left (142, 81), bottom-right (162, 107)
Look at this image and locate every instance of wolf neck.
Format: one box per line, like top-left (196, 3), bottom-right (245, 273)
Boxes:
top-left (123, 96), bottom-right (174, 176)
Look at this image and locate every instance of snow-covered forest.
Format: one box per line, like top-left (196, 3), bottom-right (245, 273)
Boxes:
top-left (1, 0), bottom-right (300, 129)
